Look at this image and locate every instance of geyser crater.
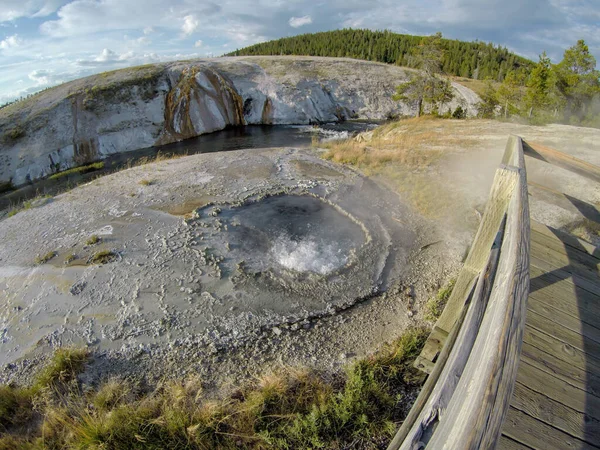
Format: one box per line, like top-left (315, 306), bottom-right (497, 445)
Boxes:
top-left (195, 195), bottom-right (367, 276)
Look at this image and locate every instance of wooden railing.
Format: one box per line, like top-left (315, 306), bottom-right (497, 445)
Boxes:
top-left (388, 135), bottom-right (530, 449)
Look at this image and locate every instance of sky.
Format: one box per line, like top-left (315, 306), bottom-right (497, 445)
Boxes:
top-left (0, 0), bottom-right (599, 104)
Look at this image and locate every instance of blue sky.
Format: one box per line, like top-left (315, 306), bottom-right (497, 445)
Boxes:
top-left (0, 0), bottom-right (598, 104)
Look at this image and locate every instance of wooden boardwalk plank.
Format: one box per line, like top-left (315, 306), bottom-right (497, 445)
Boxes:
top-left (520, 342), bottom-right (600, 397)
top-left (511, 382), bottom-right (600, 445)
top-left (516, 360), bottom-right (600, 420)
top-left (529, 268), bottom-right (600, 323)
top-left (532, 220), bottom-right (600, 258)
top-left (530, 255), bottom-right (600, 297)
top-left (531, 229), bottom-right (600, 270)
top-left (498, 435), bottom-right (535, 450)
top-left (531, 240), bottom-right (600, 283)
top-left (526, 309), bottom-right (600, 356)
top-left (522, 326), bottom-right (600, 376)
top-left (503, 407), bottom-right (600, 450)
top-left (527, 295), bottom-right (600, 345)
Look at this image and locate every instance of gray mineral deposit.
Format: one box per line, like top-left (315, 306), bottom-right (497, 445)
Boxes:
top-left (0, 147), bottom-right (449, 385)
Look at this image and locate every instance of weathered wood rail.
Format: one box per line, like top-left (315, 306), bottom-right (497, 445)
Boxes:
top-left (388, 135), bottom-right (531, 449)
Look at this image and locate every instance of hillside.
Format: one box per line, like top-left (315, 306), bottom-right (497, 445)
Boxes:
top-left (227, 29), bottom-right (534, 81)
top-left (0, 57), bottom-right (479, 187)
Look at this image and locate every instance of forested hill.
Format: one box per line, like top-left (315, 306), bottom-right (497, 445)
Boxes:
top-left (227, 29), bottom-right (533, 81)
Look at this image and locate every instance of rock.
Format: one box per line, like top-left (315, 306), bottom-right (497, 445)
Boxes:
top-left (0, 57), bottom-right (478, 186)
top-left (272, 327), bottom-right (282, 336)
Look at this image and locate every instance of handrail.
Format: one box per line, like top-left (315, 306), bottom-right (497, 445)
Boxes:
top-left (389, 135), bottom-right (530, 449)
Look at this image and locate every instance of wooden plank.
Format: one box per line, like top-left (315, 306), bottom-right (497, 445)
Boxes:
top-left (511, 382), bottom-right (600, 445)
top-left (435, 165), bottom-right (518, 336)
top-left (530, 240), bottom-right (600, 283)
top-left (530, 255), bottom-right (600, 297)
top-left (531, 229), bottom-right (600, 270)
top-left (516, 360), bottom-right (600, 419)
top-left (426, 155), bottom-right (529, 449)
top-left (523, 326), bottom-right (600, 374)
top-left (497, 435), bottom-right (535, 450)
top-left (531, 220), bottom-right (599, 258)
top-left (528, 295), bottom-right (600, 345)
top-left (520, 343), bottom-right (600, 397)
top-left (523, 140), bottom-right (600, 184)
top-left (526, 309), bottom-right (600, 356)
top-left (503, 407), bottom-right (600, 450)
top-left (529, 267), bottom-right (600, 324)
top-left (395, 247), bottom-right (499, 449)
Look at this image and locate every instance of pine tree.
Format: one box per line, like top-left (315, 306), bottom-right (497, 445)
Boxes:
top-left (555, 39), bottom-right (600, 121)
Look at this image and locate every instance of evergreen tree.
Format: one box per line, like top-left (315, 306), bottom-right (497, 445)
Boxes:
top-left (496, 71), bottom-right (524, 117)
top-left (555, 40), bottom-right (600, 121)
top-left (524, 52), bottom-right (556, 117)
top-left (392, 33), bottom-right (454, 116)
top-left (477, 79), bottom-right (499, 118)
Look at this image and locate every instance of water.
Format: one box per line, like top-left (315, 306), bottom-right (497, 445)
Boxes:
top-left (0, 122), bottom-right (380, 212)
top-left (201, 195), bottom-right (366, 275)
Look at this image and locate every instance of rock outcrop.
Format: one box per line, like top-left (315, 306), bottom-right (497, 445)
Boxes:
top-left (0, 56), bottom-right (479, 185)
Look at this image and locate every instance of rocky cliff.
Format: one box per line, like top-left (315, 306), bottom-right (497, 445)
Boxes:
top-left (0, 56), bottom-right (479, 185)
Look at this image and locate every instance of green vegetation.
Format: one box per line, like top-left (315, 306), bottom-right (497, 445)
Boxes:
top-left (0, 348), bottom-right (89, 441)
top-left (6, 194), bottom-right (52, 218)
top-left (0, 329), bottom-right (427, 449)
top-left (477, 40), bottom-right (600, 126)
top-left (138, 178), bottom-right (155, 186)
top-left (424, 279), bottom-right (456, 322)
top-left (89, 250), bottom-right (118, 265)
top-left (229, 29), bottom-right (532, 81)
top-left (392, 33), bottom-right (455, 117)
top-left (4, 125), bottom-right (25, 141)
top-left (64, 253), bottom-right (77, 264)
top-left (48, 161), bottom-right (105, 180)
top-left (34, 251), bottom-right (57, 265)
top-left (85, 235), bottom-right (101, 246)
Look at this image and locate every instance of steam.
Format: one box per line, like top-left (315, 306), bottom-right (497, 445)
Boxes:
top-left (272, 234), bottom-right (347, 274)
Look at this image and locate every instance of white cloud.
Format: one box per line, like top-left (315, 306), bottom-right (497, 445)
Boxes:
top-left (28, 68), bottom-right (52, 85)
top-left (289, 15), bottom-right (312, 28)
top-left (95, 48), bottom-right (117, 62)
top-left (143, 26), bottom-right (155, 35)
top-left (194, 40), bottom-right (203, 48)
top-left (0, 34), bottom-right (23, 49)
top-left (0, 0), bottom-right (66, 22)
top-left (182, 14), bottom-right (199, 36)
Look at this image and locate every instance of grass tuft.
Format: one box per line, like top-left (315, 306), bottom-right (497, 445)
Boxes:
top-left (424, 279), bottom-right (456, 322)
top-left (34, 251), bottom-right (57, 265)
top-left (85, 235), bottom-right (101, 246)
top-left (0, 328), bottom-right (428, 449)
top-left (89, 250), bottom-right (118, 265)
top-left (138, 178), bottom-right (155, 186)
top-left (33, 348), bottom-right (89, 388)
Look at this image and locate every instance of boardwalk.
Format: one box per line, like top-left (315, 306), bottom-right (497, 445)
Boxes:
top-left (499, 221), bottom-right (600, 450)
top-left (388, 136), bottom-right (600, 449)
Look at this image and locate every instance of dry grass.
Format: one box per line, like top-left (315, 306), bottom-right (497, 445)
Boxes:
top-left (566, 218), bottom-right (600, 246)
top-left (321, 116), bottom-right (478, 218)
top-left (138, 178), bottom-right (155, 186)
top-left (34, 251), bottom-right (57, 265)
top-left (322, 116), bottom-right (475, 174)
top-left (0, 328), bottom-right (428, 449)
top-left (451, 76), bottom-right (500, 98)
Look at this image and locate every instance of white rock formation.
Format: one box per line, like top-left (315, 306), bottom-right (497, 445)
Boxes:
top-left (0, 56), bottom-right (479, 185)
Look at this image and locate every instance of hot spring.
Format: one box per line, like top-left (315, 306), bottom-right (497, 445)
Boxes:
top-left (197, 195), bottom-right (367, 276)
